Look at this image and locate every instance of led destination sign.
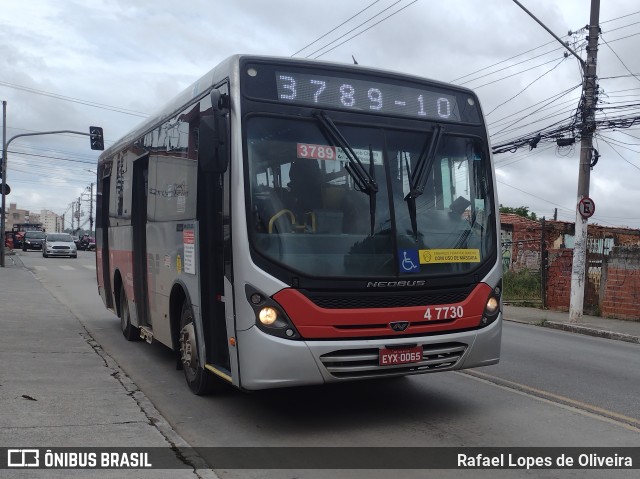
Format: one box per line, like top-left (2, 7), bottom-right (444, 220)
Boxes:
top-left (275, 71), bottom-right (462, 121)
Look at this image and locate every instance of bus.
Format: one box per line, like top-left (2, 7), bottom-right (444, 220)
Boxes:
top-left (95, 55), bottom-right (502, 395)
top-left (12, 222), bottom-right (44, 232)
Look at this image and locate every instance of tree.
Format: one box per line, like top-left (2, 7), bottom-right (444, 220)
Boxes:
top-left (500, 205), bottom-right (537, 221)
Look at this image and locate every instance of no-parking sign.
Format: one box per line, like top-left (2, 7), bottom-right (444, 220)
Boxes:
top-left (578, 197), bottom-right (595, 219)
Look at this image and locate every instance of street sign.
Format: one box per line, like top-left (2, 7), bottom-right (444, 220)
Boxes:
top-left (578, 197), bottom-right (595, 219)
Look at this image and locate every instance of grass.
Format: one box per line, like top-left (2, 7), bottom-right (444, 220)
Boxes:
top-left (503, 269), bottom-right (542, 302)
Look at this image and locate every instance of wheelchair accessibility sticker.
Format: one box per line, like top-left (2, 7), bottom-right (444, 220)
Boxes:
top-left (398, 249), bottom-right (420, 273)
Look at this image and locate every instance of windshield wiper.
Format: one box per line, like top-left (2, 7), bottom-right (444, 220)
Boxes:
top-left (404, 125), bottom-right (444, 240)
top-left (312, 110), bottom-right (379, 235)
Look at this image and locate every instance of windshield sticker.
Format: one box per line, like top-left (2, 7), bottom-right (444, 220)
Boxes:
top-left (419, 249), bottom-right (481, 264)
top-left (398, 249), bottom-right (421, 274)
top-left (297, 143), bottom-right (383, 165)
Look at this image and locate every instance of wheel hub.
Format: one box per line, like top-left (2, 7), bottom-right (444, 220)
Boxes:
top-left (179, 323), bottom-right (197, 369)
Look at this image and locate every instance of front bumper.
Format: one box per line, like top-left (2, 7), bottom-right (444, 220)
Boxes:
top-left (45, 247), bottom-right (77, 256)
top-left (236, 313), bottom-right (502, 390)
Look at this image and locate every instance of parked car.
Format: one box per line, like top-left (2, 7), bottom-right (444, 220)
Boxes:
top-left (43, 233), bottom-right (78, 258)
top-left (22, 231), bottom-right (46, 251)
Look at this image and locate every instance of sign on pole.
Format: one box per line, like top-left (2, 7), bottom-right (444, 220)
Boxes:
top-left (578, 197), bottom-right (595, 219)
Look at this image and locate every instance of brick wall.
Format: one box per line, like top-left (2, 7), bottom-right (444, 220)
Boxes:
top-left (545, 249), bottom-right (573, 311)
top-left (600, 247), bottom-right (640, 320)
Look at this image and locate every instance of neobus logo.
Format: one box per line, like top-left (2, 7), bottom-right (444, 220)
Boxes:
top-left (366, 280), bottom-right (425, 288)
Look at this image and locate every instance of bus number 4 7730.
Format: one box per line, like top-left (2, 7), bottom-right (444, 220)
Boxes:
top-left (424, 306), bottom-right (464, 320)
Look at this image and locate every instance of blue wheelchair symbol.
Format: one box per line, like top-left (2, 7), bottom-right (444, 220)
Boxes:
top-left (398, 249), bottom-right (420, 273)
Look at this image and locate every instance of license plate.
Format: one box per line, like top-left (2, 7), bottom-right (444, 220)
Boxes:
top-left (379, 346), bottom-right (423, 366)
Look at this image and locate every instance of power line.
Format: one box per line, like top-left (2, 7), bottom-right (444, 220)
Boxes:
top-left (490, 92), bottom-right (581, 137)
top-left (488, 84), bottom-right (581, 127)
top-left (0, 80), bottom-right (149, 117)
top-left (600, 9), bottom-right (640, 24)
top-left (599, 137), bottom-right (640, 171)
top-left (485, 56), bottom-right (568, 116)
top-left (600, 34), bottom-right (640, 85)
top-left (312, 1), bottom-right (418, 59)
top-left (291, 0), bottom-right (383, 57)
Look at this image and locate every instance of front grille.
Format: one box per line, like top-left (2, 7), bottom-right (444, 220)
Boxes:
top-left (305, 286), bottom-right (474, 309)
top-left (52, 246), bottom-right (70, 250)
top-left (319, 342), bottom-right (467, 379)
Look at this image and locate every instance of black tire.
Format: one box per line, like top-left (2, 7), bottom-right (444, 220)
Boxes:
top-left (178, 300), bottom-right (220, 395)
top-left (120, 286), bottom-right (139, 341)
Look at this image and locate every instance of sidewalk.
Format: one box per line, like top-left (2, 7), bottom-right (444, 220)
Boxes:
top-left (504, 304), bottom-right (640, 344)
top-left (0, 253), bottom-right (215, 477)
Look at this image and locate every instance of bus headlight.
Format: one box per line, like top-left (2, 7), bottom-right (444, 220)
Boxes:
top-left (480, 281), bottom-right (502, 327)
top-left (246, 285), bottom-right (301, 340)
top-left (485, 297), bottom-right (499, 314)
top-left (259, 307), bottom-right (278, 325)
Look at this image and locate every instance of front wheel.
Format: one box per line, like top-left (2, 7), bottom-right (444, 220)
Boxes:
top-left (179, 300), bottom-right (220, 395)
top-left (120, 286), bottom-right (139, 341)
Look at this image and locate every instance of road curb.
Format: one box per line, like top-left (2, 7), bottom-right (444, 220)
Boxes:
top-left (543, 321), bottom-right (640, 345)
top-left (504, 317), bottom-right (640, 345)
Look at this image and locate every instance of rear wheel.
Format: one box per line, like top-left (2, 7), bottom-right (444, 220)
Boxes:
top-left (179, 300), bottom-right (220, 395)
top-left (120, 286), bottom-right (139, 341)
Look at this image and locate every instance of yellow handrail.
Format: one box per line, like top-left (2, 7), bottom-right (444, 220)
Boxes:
top-left (268, 209), bottom-right (296, 233)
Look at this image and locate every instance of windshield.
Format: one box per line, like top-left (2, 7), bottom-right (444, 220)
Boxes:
top-left (26, 232), bottom-right (46, 239)
top-left (246, 116), bottom-right (495, 278)
top-left (47, 234), bottom-right (73, 242)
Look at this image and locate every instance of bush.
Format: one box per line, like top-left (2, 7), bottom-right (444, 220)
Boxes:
top-left (503, 269), bottom-right (541, 301)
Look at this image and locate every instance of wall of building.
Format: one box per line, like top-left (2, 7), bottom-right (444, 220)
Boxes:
top-left (6, 203), bottom-right (30, 230)
top-left (600, 247), bottom-right (640, 320)
top-left (545, 249), bottom-right (573, 311)
top-left (501, 213), bottom-right (640, 320)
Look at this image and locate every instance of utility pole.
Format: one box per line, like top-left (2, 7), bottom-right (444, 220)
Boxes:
top-left (570, 0), bottom-right (600, 323)
top-left (1, 101), bottom-right (7, 267)
top-left (512, 0), bottom-right (600, 322)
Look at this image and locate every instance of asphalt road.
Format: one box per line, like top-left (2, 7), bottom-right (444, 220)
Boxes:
top-left (17, 250), bottom-right (640, 479)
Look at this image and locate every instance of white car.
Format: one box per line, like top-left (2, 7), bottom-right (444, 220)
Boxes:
top-left (43, 233), bottom-right (78, 258)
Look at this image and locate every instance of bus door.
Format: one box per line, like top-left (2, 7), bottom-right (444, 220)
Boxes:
top-left (132, 155), bottom-right (150, 326)
top-left (198, 94), bottom-right (231, 373)
top-left (98, 169), bottom-right (113, 309)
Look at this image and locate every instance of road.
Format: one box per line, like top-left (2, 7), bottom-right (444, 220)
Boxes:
top-left (17, 250), bottom-right (640, 478)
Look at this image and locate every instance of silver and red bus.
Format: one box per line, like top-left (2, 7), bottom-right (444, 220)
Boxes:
top-left (95, 55), bottom-right (502, 394)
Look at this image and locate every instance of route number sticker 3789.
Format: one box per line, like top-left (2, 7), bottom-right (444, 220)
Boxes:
top-left (424, 306), bottom-right (464, 320)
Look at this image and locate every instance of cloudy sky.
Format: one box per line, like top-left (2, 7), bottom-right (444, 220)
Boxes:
top-left (2, 0), bottom-right (640, 230)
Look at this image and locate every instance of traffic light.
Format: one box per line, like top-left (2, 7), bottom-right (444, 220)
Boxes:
top-left (89, 126), bottom-right (104, 150)
top-left (0, 183), bottom-right (10, 195)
